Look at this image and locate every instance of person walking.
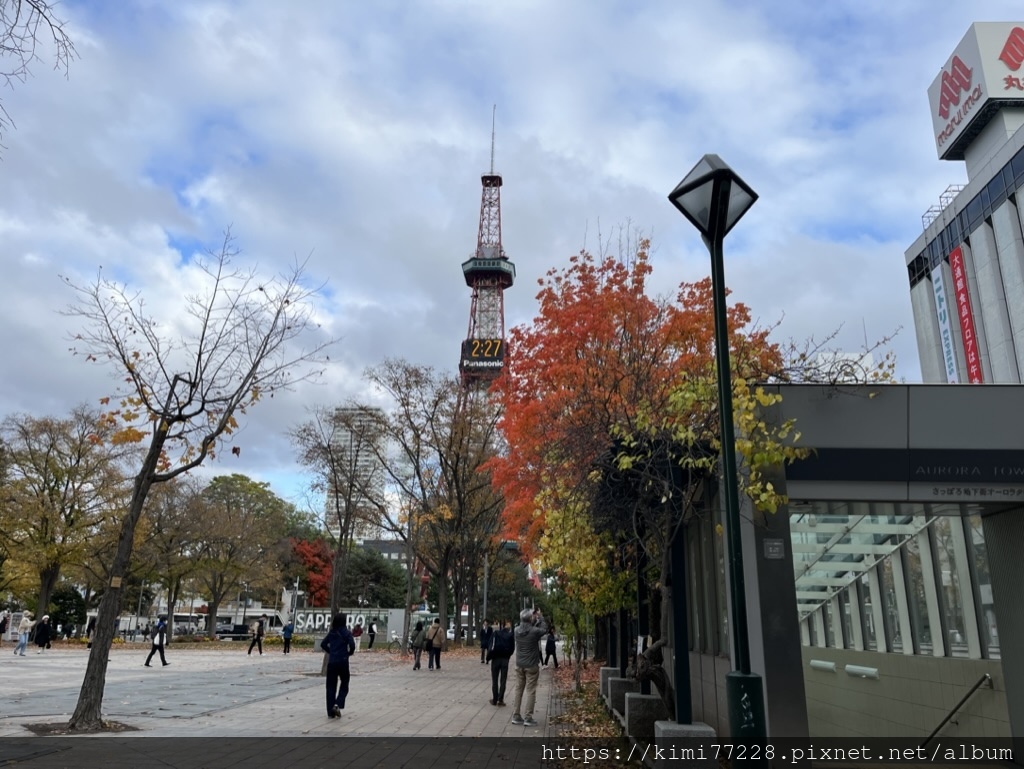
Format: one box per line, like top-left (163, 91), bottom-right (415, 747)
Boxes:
top-left (543, 628), bottom-right (559, 668)
top-left (488, 618), bottom-right (515, 706)
top-left (248, 614), bottom-right (267, 656)
top-left (351, 621), bottom-right (363, 652)
top-left (281, 618), bottom-right (294, 654)
top-left (145, 615), bottom-right (170, 667)
top-left (410, 620), bottom-right (426, 670)
top-left (0, 610), bottom-right (9, 647)
top-left (34, 615), bottom-right (52, 653)
top-left (320, 613), bottom-right (356, 719)
top-left (367, 618), bottom-right (377, 650)
top-left (511, 608), bottom-right (547, 727)
top-left (13, 611), bottom-right (33, 656)
top-left (424, 618), bottom-right (444, 670)
top-left (479, 619), bottom-right (493, 664)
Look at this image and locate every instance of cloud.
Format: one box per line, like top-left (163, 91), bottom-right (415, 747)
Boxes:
top-left (1, 0), bottom-right (1017, 504)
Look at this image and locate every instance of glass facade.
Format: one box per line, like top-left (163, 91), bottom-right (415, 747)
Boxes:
top-left (683, 498), bottom-right (1000, 662)
top-left (908, 142), bottom-right (1024, 289)
top-left (794, 502), bottom-right (999, 660)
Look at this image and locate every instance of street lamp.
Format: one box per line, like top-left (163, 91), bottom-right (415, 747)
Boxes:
top-left (668, 154), bottom-right (766, 743)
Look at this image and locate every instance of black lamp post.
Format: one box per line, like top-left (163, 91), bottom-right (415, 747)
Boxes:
top-left (668, 154), bottom-right (767, 743)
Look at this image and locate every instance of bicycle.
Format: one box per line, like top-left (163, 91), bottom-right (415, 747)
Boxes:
top-left (387, 630), bottom-right (406, 655)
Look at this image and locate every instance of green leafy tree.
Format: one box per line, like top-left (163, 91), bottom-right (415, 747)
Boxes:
top-left (50, 582), bottom-right (86, 638)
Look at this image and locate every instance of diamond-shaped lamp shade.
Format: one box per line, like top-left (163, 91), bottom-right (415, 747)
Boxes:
top-left (668, 154), bottom-right (757, 240)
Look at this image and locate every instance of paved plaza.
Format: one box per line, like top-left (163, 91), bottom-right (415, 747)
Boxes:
top-left (0, 642), bottom-right (588, 767)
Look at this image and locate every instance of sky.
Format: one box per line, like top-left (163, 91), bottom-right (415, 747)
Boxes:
top-left (1, 0), bottom-right (1017, 510)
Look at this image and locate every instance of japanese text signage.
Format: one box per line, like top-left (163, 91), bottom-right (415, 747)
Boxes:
top-left (929, 23), bottom-right (1024, 160)
top-left (931, 265), bottom-right (959, 383)
top-left (948, 246), bottom-right (983, 383)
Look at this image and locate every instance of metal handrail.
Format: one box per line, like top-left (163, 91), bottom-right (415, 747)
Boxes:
top-left (920, 673), bottom-right (992, 749)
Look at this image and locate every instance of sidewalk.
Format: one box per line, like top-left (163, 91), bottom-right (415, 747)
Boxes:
top-left (0, 643), bottom-right (561, 738)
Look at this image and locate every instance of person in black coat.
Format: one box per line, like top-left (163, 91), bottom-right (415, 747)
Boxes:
top-left (34, 615), bottom-right (52, 653)
top-left (479, 619), bottom-right (493, 664)
top-left (320, 613), bottom-right (356, 718)
top-left (543, 628), bottom-right (558, 668)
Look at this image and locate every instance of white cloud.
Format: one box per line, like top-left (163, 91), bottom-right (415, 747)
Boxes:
top-left (1, 0), bottom-right (1018, 504)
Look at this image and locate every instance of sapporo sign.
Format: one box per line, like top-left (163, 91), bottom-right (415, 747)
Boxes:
top-left (294, 609), bottom-right (374, 634)
top-left (929, 22), bottom-right (1024, 160)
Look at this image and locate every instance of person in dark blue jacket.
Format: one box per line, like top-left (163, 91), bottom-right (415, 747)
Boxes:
top-left (320, 613), bottom-right (356, 718)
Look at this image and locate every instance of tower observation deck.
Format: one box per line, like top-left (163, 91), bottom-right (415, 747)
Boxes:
top-left (460, 112), bottom-right (515, 387)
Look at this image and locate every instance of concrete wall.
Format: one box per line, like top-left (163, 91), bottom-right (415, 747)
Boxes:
top-left (688, 651), bottom-right (730, 736)
top-left (802, 647), bottom-right (1009, 739)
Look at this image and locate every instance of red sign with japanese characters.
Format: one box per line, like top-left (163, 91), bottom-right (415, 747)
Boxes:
top-left (949, 246), bottom-right (984, 383)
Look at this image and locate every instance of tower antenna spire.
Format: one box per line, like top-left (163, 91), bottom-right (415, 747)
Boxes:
top-left (459, 107), bottom-right (515, 388)
top-left (490, 104), bottom-right (496, 175)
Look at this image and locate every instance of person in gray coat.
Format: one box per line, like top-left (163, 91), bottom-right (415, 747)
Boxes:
top-left (510, 607), bottom-right (547, 726)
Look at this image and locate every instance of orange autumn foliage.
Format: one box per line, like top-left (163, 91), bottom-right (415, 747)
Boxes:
top-left (487, 242), bottom-right (783, 558)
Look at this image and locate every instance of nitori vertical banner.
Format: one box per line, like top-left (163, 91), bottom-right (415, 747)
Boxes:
top-left (932, 265), bottom-right (959, 383)
top-left (949, 246), bottom-right (984, 383)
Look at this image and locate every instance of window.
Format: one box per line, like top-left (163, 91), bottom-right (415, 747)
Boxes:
top-left (966, 515), bottom-right (1000, 659)
top-left (903, 540), bottom-right (933, 655)
top-left (879, 557), bottom-right (903, 652)
top-left (931, 517), bottom-right (969, 657)
top-left (857, 574), bottom-right (878, 651)
top-left (1012, 146), bottom-right (1024, 184)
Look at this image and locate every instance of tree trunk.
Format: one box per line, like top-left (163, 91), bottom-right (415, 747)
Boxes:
top-left (207, 598), bottom-right (221, 640)
top-left (68, 435), bottom-right (163, 731)
top-left (437, 572), bottom-right (449, 651)
top-left (36, 562), bottom-right (61, 618)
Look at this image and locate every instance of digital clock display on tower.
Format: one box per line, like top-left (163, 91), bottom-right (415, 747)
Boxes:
top-left (461, 338), bottom-right (504, 372)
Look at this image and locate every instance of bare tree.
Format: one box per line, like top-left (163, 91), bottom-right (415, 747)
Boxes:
top-left (60, 231), bottom-right (332, 730)
top-left (0, 0), bottom-right (76, 147)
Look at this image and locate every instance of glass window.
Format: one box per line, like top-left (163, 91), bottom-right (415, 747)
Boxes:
top-left (966, 196), bottom-right (984, 230)
top-left (1012, 147), bottom-right (1024, 183)
top-left (822, 603), bottom-right (835, 647)
top-left (987, 174), bottom-right (1007, 211)
top-left (902, 540), bottom-right (933, 654)
top-left (980, 185), bottom-right (992, 214)
top-left (931, 517), bottom-right (968, 657)
top-left (807, 616), bottom-right (818, 647)
top-left (967, 515), bottom-right (1000, 659)
top-left (879, 557), bottom-right (903, 652)
top-left (857, 574), bottom-right (878, 650)
top-left (839, 590), bottom-right (854, 649)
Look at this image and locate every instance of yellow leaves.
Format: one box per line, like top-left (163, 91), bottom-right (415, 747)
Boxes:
top-left (110, 426), bottom-right (147, 445)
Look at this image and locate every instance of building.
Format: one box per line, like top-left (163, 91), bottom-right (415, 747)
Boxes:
top-left (905, 22), bottom-right (1024, 384)
top-left (324, 407), bottom-right (385, 543)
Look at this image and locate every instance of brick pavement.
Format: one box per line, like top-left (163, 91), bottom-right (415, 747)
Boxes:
top-left (0, 643), bottom-right (609, 767)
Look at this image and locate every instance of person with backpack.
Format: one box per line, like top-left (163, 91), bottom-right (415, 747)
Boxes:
top-left (487, 618), bottom-right (515, 706)
top-left (424, 618), bottom-right (444, 670)
top-left (248, 614), bottom-right (267, 656)
top-left (320, 613), bottom-right (356, 719)
top-left (145, 616), bottom-right (169, 667)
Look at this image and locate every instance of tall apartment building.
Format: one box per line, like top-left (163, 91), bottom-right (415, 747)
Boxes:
top-left (324, 407), bottom-right (386, 543)
top-left (905, 22), bottom-right (1024, 383)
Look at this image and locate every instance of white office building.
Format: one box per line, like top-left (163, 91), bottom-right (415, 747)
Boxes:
top-left (906, 22), bottom-right (1024, 384)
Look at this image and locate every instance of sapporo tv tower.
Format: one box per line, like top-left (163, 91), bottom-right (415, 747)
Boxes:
top-left (460, 108), bottom-right (515, 387)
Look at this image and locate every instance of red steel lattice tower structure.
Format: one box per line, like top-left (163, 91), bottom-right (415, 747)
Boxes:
top-left (459, 110), bottom-right (515, 387)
